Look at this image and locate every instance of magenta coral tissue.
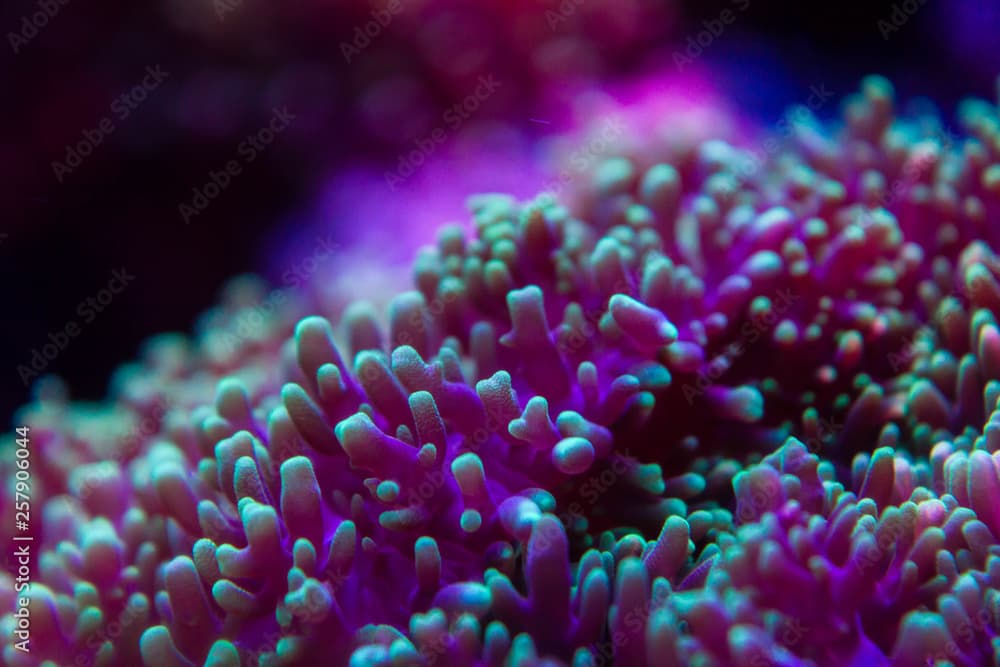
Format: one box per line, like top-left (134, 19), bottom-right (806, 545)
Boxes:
top-left (6, 76), bottom-right (1000, 667)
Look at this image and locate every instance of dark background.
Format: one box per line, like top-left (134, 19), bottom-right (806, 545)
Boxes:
top-left (2, 0), bottom-right (999, 424)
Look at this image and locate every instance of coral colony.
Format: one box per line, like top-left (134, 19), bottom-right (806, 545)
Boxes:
top-left (6, 75), bottom-right (1000, 667)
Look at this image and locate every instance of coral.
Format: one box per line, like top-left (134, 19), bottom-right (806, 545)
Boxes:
top-left (4, 76), bottom-right (1000, 667)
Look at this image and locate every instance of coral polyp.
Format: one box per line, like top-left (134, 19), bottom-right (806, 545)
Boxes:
top-left (4, 76), bottom-right (1000, 667)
